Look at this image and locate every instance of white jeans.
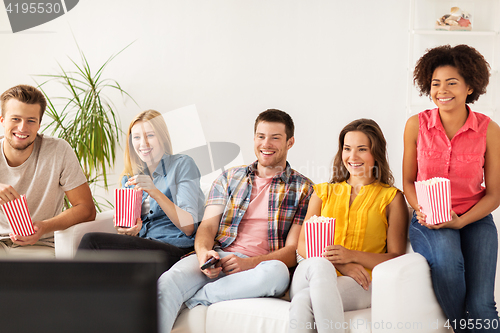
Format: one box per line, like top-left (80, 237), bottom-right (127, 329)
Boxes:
top-left (289, 257), bottom-right (371, 333)
top-left (157, 249), bottom-right (290, 333)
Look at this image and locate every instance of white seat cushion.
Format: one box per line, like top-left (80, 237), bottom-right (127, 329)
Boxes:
top-left (172, 304), bottom-right (208, 333)
top-left (201, 298), bottom-right (371, 333)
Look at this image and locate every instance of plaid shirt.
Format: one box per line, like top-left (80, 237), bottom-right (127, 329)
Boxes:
top-left (206, 161), bottom-right (314, 252)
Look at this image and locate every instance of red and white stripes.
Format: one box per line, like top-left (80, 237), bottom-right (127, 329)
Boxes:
top-left (1, 195), bottom-right (35, 236)
top-left (305, 216), bottom-right (336, 258)
top-left (114, 189), bottom-right (143, 227)
top-left (415, 177), bottom-right (452, 225)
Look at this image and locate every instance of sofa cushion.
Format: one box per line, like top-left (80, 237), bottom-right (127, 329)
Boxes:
top-left (172, 304), bottom-right (208, 333)
top-left (344, 308), bottom-right (372, 333)
top-left (199, 298), bottom-right (371, 333)
top-left (207, 298), bottom-right (288, 333)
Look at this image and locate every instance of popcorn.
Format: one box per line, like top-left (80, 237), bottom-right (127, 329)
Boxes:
top-left (415, 177), bottom-right (452, 225)
top-left (304, 215), bottom-right (336, 258)
top-left (114, 189), bottom-right (143, 227)
top-left (1, 195), bottom-right (35, 236)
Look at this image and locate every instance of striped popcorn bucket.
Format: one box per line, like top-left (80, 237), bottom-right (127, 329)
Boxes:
top-left (415, 177), bottom-right (452, 225)
top-left (1, 195), bottom-right (35, 236)
top-left (114, 189), bottom-right (143, 227)
top-left (305, 216), bottom-right (336, 258)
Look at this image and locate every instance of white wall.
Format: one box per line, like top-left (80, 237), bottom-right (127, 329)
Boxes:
top-left (0, 0), bottom-right (410, 188)
top-left (2, 0), bottom-right (500, 306)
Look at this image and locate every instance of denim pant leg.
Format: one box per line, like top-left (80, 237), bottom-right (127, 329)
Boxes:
top-left (409, 213), bottom-right (468, 332)
top-left (157, 250), bottom-right (239, 333)
top-left (185, 258), bottom-right (290, 308)
top-left (157, 254), bottom-right (211, 333)
top-left (460, 214), bottom-right (499, 333)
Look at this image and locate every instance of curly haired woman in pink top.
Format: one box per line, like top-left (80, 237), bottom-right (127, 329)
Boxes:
top-left (403, 44), bottom-right (500, 332)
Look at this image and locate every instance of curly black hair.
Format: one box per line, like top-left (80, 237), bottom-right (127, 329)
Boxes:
top-left (413, 44), bottom-right (490, 104)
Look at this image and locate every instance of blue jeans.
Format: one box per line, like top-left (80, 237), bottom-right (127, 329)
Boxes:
top-left (409, 213), bottom-right (499, 332)
top-left (157, 249), bottom-right (290, 333)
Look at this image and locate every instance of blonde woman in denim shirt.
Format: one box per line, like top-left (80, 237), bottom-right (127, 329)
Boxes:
top-left (79, 110), bottom-right (205, 270)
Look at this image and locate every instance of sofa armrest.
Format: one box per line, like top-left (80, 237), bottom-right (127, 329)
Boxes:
top-left (54, 210), bottom-right (116, 259)
top-left (371, 253), bottom-right (449, 332)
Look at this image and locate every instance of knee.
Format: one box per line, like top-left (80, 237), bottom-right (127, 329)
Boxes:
top-left (77, 232), bottom-right (100, 249)
top-left (412, 235), bottom-right (464, 278)
top-left (158, 260), bottom-right (190, 294)
top-left (409, 226), bottom-right (461, 267)
top-left (255, 260), bottom-right (290, 295)
top-left (300, 257), bottom-right (337, 277)
top-left (157, 272), bottom-right (175, 303)
top-left (307, 257), bottom-right (335, 270)
top-left (301, 257), bottom-right (326, 268)
top-left (257, 259), bottom-right (289, 276)
top-left (158, 270), bottom-right (174, 292)
top-left (430, 251), bottom-right (464, 279)
top-left (157, 267), bottom-right (189, 304)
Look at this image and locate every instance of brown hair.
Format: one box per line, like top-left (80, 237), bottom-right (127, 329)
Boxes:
top-left (254, 109), bottom-right (294, 140)
top-left (330, 118), bottom-right (394, 186)
top-left (1, 84), bottom-right (47, 120)
top-left (413, 44), bottom-right (490, 104)
top-left (121, 110), bottom-right (173, 178)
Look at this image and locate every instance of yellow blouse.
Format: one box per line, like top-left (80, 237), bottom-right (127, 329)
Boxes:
top-left (314, 181), bottom-right (398, 274)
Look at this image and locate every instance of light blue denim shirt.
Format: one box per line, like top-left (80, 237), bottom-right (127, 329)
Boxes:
top-left (121, 153), bottom-right (205, 248)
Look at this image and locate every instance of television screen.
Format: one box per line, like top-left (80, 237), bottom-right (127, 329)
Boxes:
top-left (0, 251), bottom-right (166, 333)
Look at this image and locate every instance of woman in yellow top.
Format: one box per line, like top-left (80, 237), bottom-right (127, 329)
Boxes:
top-left (289, 119), bottom-right (408, 333)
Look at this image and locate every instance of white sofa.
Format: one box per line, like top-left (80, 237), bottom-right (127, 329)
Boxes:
top-left (54, 211), bottom-right (450, 333)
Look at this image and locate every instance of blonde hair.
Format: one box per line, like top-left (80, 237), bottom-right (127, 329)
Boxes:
top-left (121, 110), bottom-right (173, 179)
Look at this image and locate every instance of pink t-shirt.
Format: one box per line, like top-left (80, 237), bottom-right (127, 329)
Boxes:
top-left (417, 108), bottom-right (490, 215)
top-left (224, 176), bottom-right (272, 257)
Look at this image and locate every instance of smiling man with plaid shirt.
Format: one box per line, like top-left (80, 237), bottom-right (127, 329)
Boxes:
top-left (158, 109), bottom-right (314, 333)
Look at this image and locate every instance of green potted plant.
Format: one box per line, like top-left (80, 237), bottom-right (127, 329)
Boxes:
top-left (36, 44), bottom-right (136, 211)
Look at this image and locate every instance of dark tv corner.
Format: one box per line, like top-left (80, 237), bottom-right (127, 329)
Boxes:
top-left (0, 251), bottom-right (167, 333)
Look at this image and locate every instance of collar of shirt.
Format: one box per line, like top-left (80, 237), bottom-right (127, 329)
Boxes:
top-left (427, 106), bottom-right (479, 136)
top-left (142, 154), bottom-right (171, 178)
top-left (245, 160), bottom-right (292, 183)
